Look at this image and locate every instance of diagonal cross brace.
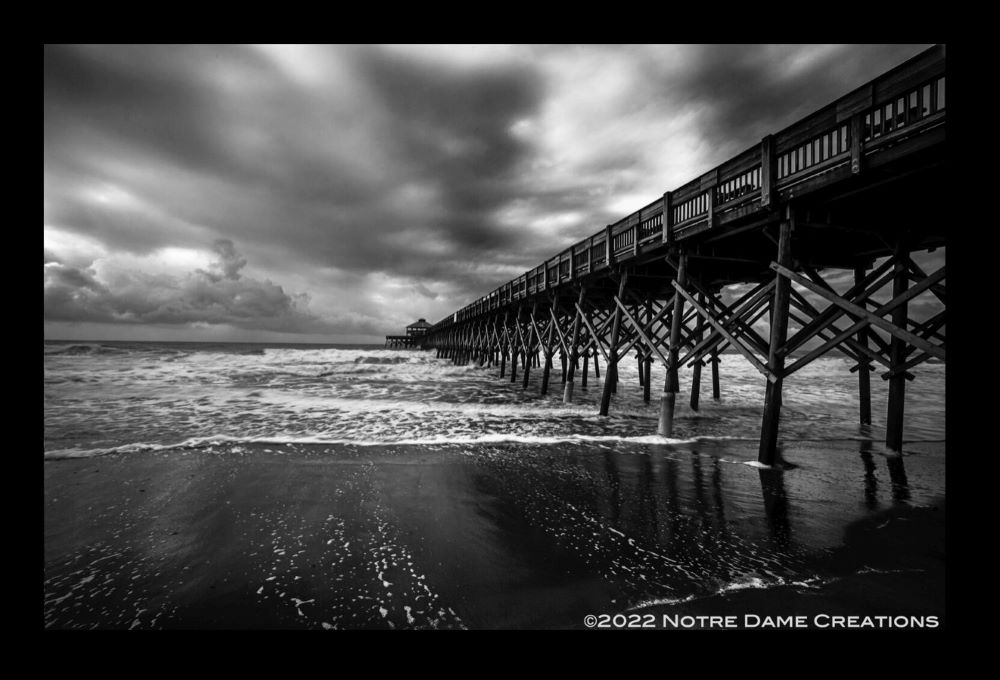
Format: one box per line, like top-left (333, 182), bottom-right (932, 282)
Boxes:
top-left (613, 296), bottom-right (670, 370)
top-left (672, 281), bottom-right (777, 383)
top-left (771, 262), bottom-right (946, 362)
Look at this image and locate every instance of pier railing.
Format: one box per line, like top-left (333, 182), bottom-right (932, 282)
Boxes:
top-left (433, 45), bottom-right (945, 330)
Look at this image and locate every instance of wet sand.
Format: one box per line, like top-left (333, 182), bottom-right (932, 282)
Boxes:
top-left (44, 440), bottom-right (945, 629)
top-left (624, 501), bottom-right (945, 629)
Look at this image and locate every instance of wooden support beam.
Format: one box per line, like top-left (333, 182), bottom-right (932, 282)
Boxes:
top-left (613, 296), bottom-right (670, 371)
top-left (662, 191), bottom-right (673, 245)
top-left (528, 309), bottom-right (546, 356)
top-left (563, 288), bottom-right (586, 403)
top-left (599, 273), bottom-right (628, 416)
top-left (800, 265), bottom-right (895, 360)
top-left (691, 280), bottom-right (771, 355)
top-left (904, 256), bottom-right (946, 304)
top-left (522, 303), bottom-right (539, 389)
top-left (760, 134), bottom-right (775, 207)
top-left (576, 302), bottom-right (610, 365)
top-left (658, 251), bottom-right (687, 437)
top-left (759, 216), bottom-right (794, 466)
top-left (666, 256), bottom-right (771, 356)
top-left (643, 295), bottom-right (652, 403)
top-left (904, 311), bottom-right (947, 358)
top-left (770, 262), bottom-right (946, 362)
top-left (783, 309), bottom-right (914, 380)
top-left (548, 305), bottom-right (570, 359)
top-left (711, 332), bottom-right (721, 401)
top-left (779, 257), bottom-right (896, 358)
top-left (684, 280), bottom-right (774, 366)
top-left (617, 295), bottom-right (673, 359)
top-left (882, 346), bottom-right (944, 380)
top-left (540, 306), bottom-right (556, 396)
top-left (886, 240), bottom-right (909, 452)
top-left (855, 265), bottom-right (872, 425)
top-left (690, 295), bottom-right (705, 411)
top-left (787, 292), bottom-right (863, 364)
top-left (509, 311), bottom-right (521, 383)
top-left (499, 312), bottom-right (509, 377)
top-left (674, 282), bottom-right (776, 383)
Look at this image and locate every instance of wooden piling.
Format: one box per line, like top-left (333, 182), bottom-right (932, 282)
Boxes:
top-left (600, 275), bottom-right (628, 416)
top-left (758, 216), bottom-right (794, 465)
top-left (643, 296), bottom-right (652, 403)
top-left (642, 357), bottom-right (651, 402)
top-left (582, 353), bottom-right (590, 389)
top-left (711, 349), bottom-right (720, 400)
top-left (658, 251), bottom-right (687, 436)
top-left (564, 289), bottom-right (585, 403)
top-left (690, 295), bottom-right (705, 411)
top-left (854, 265), bottom-right (872, 425)
top-left (886, 240), bottom-right (909, 452)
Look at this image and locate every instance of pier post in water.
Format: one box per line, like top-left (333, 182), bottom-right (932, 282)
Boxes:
top-left (758, 213), bottom-right (794, 465)
top-left (599, 274), bottom-right (628, 416)
top-left (540, 305), bottom-right (555, 396)
top-left (499, 312), bottom-right (508, 377)
top-left (522, 304), bottom-right (538, 390)
top-left (581, 352), bottom-right (589, 389)
top-left (690, 294), bottom-right (705, 411)
top-left (711, 291), bottom-right (721, 399)
top-left (885, 238), bottom-right (909, 452)
top-left (658, 250), bottom-right (687, 436)
top-left (511, 308), bottom-right (522, 383)
top-left (854, 264), bottom-right (873, 425)
top-left (642, 295), bottom-right (652, 403)
top-left (711, 347), bottom-right (721, 400)
top-left (563, 288), bottom-right (585, 403)
top-left (521, 302), bottom-right (542, 390)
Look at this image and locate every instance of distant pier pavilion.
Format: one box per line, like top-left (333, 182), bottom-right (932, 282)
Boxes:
top-left (385, 318), bottom-right (432, 348)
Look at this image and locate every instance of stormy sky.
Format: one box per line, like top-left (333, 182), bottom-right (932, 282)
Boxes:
top-left (44, 44), bottom-right (936, 343)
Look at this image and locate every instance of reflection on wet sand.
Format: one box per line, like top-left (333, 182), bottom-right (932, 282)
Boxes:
top-left (44, 437), bottom-right (938, 629)
top-left (758, 465), bottom-right (791, 547)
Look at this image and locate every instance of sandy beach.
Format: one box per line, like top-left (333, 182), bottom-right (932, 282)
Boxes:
top-left (44, 439), bottom-right (945, 630)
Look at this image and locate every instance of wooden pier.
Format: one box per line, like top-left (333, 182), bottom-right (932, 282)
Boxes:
top-left (384, 335), bottom-right (416, 348)
top-left (385, 318), bottom-right (432, 348)
top-left (420, 45), bottom-right (947, 464)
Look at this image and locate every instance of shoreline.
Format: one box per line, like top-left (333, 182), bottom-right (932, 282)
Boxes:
top-left (45, 441), bottom-right (945, 629)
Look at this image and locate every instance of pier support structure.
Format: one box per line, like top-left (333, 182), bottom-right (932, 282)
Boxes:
top-left (658, 251), bottom-right (686, 436)
top-left (417, 46), bottom-right (945, 459)
top-left (758, 215), bottom-right (794, 466)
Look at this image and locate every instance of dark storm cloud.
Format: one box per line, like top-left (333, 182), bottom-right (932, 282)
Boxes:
top-left (44, 44), bottom-right (936, 338)
top-left (201, 239), bottom-right (248, 281)
top-left (43, 239), bottom-right (357, 333)
top-left (641, 44), bottom-right (930, 158)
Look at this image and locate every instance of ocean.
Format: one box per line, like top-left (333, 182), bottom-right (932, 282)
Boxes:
top-left (43, 340), bottom-right (946, 629)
